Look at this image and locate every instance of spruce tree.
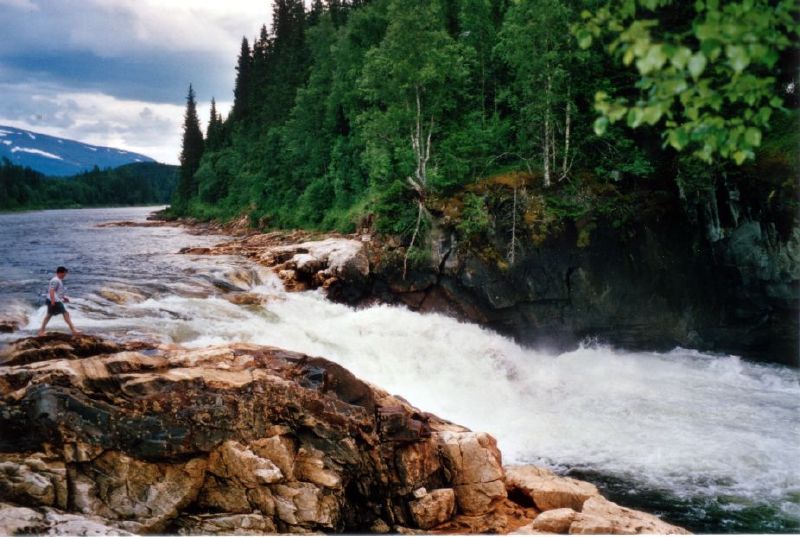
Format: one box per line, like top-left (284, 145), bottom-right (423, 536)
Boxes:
top-left (231, 38), bottom-right (252, 121)
top-left (206, 97), bottom-right (223, 151)
top-left (176, 84), bottom-right (204, 209)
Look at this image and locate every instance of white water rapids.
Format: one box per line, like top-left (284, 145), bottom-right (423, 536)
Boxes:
top-left (2, 207), bottom-right (799, 531)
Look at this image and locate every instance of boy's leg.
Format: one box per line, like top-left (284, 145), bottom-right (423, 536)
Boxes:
top-left (63, 311), bottom-right (81, 335)
top-left (38, 313), bottom-right (52, 336)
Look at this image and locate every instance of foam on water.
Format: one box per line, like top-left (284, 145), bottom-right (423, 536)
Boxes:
top-left (40, 267), bottom-right (798, 520)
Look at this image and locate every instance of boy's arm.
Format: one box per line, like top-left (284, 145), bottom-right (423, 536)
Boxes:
top-left (49, 287), bottom-right (56, 305)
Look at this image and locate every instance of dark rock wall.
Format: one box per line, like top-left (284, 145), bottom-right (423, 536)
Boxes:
top-left (354, 187), bottom-right (799, 366)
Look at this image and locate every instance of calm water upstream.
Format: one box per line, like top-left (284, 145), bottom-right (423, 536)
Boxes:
top-left (1, 207), bottom-right (798, 533)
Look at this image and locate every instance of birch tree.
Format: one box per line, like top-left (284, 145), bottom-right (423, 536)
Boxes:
top-left (359, 0), bottom-right (471, 277)
top-left (497, 0), bottom-right (577, 186)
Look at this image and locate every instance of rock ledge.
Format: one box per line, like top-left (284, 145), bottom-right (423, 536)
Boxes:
top-left (0, 335), bottom-right (687, 535)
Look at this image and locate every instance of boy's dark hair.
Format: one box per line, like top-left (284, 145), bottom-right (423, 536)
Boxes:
top-left (56, 266), bottom-right (68, 274)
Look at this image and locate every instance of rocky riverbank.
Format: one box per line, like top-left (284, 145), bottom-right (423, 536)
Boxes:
top-left (172, 211), bottom-right (799, 367)
top-left (0, 333), bottom-right (687, 535)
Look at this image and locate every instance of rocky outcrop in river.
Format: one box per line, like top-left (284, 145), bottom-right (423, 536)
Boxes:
top-left (0, 334), bottom-right (686, 535)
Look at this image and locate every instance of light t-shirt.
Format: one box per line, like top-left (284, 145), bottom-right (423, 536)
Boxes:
top-left (47, 276), bottom-right (66, 302)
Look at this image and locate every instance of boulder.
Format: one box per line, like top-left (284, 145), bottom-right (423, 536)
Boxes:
top-left (438, 431), bottom-right (506, 515)
top-left (505, 465), bottom-right (598, 512)
top-left (0, 502), bottom-right (134, 536)
top-left (571, 496), bottom-right (689, 535)
top-left (0, 334), bottom-right (688, 535)
top-left (408, 488), bottom-right (456, 530)
top-left (532, 508), bottom-right (577, 533)
top-left (0, 334), bottom-right (497, 534)
top-left (174, 513), bottom-right (277, 535)
top-left (0, 455), bottom-right (67, 509)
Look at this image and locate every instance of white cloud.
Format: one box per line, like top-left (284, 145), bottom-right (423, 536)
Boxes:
top-left (0, 82), bottom-right (231, 164)
top-left (1, 0), bottom-right (271, 59)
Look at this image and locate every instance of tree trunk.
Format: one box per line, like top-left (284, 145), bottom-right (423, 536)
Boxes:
top-left (561, 86), bottom-right (571, 180)
top-left (404, 86), bottom-right (434, 280)
top-left (543, 74), bottom-right (552, 187)
top-left (508, 186), bottom-right (517, 265)
top-left (403, 199), bottom-right (425, 280)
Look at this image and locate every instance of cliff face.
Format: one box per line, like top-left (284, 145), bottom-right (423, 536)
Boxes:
top-left (0, 334), bottom-right (687, 535)
top-left (359, 183), bottom-right (799, 367)
top-left (179, 199), bottom-right (798, 367)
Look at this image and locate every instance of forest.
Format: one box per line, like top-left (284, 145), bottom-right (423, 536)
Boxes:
top-left (170, 0), bottom-right (798, 254)
top-left (0, 160), bottom-right (178, 211)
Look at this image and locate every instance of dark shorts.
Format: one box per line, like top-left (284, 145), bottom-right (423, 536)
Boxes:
top-left (45, 301), bottom-right (66, 316)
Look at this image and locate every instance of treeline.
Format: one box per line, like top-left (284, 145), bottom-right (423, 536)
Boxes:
top-left (171, 0), bottom-right (798, 238)
top-left (0, 159), bottom-right (178, 210)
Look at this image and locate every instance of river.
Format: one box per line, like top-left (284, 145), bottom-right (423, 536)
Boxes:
top-left (1, 206), bottom-right (798, 533)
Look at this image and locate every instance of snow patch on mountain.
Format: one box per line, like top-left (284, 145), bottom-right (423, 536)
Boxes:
top-left (10, 147), bottom-right (64, 160)
top-left (0, 125), bottom-right (155, 176)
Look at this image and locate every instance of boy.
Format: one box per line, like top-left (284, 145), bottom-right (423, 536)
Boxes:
top-left (38, 266), bottom-right (80, 336)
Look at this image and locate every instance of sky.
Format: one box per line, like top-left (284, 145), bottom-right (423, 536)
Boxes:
top-left (0, 0), bottom-right (272, 164)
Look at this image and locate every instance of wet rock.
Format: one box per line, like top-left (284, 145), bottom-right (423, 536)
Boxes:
top-left (98, 288), bottom-right (146, 304)
top-left (183, 232), bottom-right (370, 302)
top-left (224, 292), bottom-right (275, 306)
top-left (0, 333), bottom-right (121, 366)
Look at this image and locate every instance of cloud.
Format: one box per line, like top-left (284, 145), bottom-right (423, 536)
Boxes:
top-left (0, 1), bottom-right (270, 60)
top-left (0, 81), bottom-right (231, 164)
top-left (0, 1), bottom-right (272, 103)
top-left (0, 1), bottom-right (257, 163)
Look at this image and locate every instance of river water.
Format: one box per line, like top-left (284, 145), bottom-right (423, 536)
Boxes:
top-left (1, 207), bottom-right (798, 533)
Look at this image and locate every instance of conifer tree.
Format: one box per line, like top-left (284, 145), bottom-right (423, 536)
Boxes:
top-left (232, 38), bottom-right (252, 121)
top-left (176, 84), bottom-right (204, 209)
top-left (206, 97), bottom-right (223, 151)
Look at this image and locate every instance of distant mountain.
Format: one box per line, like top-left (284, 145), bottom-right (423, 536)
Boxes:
top-left (0, 125), bottom-right (156, 176)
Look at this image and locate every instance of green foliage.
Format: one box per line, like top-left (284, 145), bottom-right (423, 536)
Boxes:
top-left (456, 192), bottom-right (492, 242)
top-left (578, 0), bottom-right (799, 164)
top-left (0, 159), bottom-right (178, 211)
top-left (174, 84), bottom-right (205, 212)
top-left (372, 179), bottom-right (420, 236)
top-left (172, 0), bottom-right (794, 258)
top-left (358, 0), bottom-right (474, 195)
